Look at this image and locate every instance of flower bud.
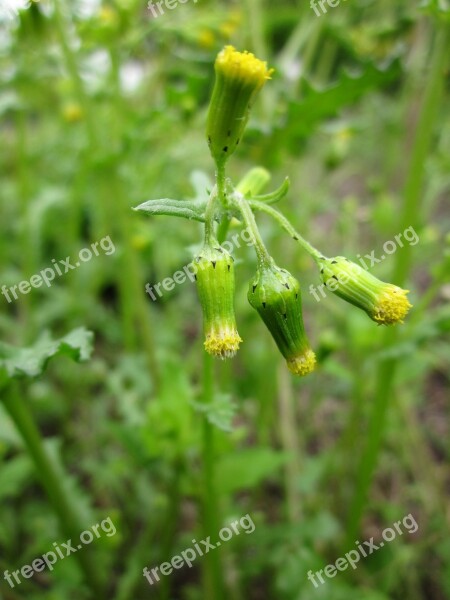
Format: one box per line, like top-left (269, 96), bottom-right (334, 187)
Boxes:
top-left (194, 243), bottom-right (242, 359)
top-left (248, 264), bottom-right (316, 376)
top-left (318, 256), bottom-right (412, 325)
top-left (206, 46), bottom-right (273, 166)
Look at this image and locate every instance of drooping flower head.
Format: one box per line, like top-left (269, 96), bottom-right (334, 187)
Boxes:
top-left (194, 242), bottom-right (242, 359)
top-left (248, 262), bottom-right (316, 376)
top-left (206, 46), bottom-right (274, 166)
top-left (319, 256), bottom-right (412, 325)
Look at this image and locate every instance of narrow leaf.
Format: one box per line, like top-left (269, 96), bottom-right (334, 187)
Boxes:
top-left (133, 198), bottom-right (206, 222)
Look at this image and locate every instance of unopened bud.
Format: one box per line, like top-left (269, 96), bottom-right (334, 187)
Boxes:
top-left (248, 263), bottom-right (316, 376)
top-left (319, 256), bottom-right (412, 325)
top-left (206, 46), bottom-right (273, 166)
top-left (195, 243), bottom-right (242, 359)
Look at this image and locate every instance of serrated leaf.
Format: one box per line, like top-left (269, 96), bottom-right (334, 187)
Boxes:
top-left (286, 60), bottom-right (402, 143)
top-left (133, 198), bottom-right (206, 222)
top-left (0, 327), bottom-right (94, 384)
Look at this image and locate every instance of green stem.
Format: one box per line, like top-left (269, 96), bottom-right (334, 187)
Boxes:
top-left (248, 199), bottom-right (323, 261)
top-left (277, 365), bottom-right (302, 524)
top-left (2, 385), bottom-right (104, 597)
top-left (393, 25), bottom-right (449, 286)
top-left (231, 194), bottom-right (272, 267)
top-left (204, 188), bottom-right (218, 244)
top-left (346, 22), bottom-right (449, 544)
top-left (200, 352), bottom-right (224, 600)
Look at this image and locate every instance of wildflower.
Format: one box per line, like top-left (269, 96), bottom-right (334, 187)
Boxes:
top-left (248, 263), bottom-right (316, 376)
top-left (319, 256), bottom-right (412, 324)
top-left (206, 46), bottom-right (273, 166)
top-left (195, 242), bottom-right (242, 358)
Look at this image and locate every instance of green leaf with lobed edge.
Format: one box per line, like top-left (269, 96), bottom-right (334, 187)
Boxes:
top-left (0, 327), bottom-right (94, 386)
top-left (285, 59), bottom-right (402, 145)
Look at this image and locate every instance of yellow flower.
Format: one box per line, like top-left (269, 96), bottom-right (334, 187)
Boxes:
top-left (248, 263), bottom-right (316, 377)
top-left (372, 286), bottom-right (412, 325)
top-left (318, 256), bottom-right (412, 325)
top-left (195, 242), bottom-right (242, 359)
top-left (287, 349), bottom-right (317, 377)
top-left (204, 326), bottom-right (242, 359)
top-left (206, 46), bottom-right (273, 166)
top-left (214, 45), bottom-right (273, 90)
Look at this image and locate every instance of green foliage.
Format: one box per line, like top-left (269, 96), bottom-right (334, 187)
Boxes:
top-left (0, 1), bottom-right (448, 600)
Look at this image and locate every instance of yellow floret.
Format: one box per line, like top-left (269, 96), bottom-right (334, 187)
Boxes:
top-left (215, 45), bottom-right (274, 88)
top-left (204, 328), bottom-right (242, 359)
top-left (372, 286), bottom-right (412, 325)
top-left (286, 349), bottom-right (317, 377)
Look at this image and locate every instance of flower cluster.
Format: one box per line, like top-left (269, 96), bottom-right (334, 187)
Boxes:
top-left (136, 46), bottom-right (413, 377)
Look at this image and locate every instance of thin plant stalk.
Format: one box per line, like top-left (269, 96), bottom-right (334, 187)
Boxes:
top-left (346, 22), bottom-right (449, 544)
top-left (200, 351), bottom-right (224, 600)
top-left (2, 384), bottom-right (104, 597)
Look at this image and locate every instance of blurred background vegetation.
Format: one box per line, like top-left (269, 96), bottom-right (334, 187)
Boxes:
top-left (0, 0), bottom-right (449, 599)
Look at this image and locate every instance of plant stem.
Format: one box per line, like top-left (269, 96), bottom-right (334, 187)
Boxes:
top-left (248, 199), bottom-right (323, 261)
top-left (2, 385), bottom-right (104, 597)
top-left (200, 351), bottom-right (224, 600)
top-left (232, 194), bottom-right (273, 267)
top-left (346, 22), bottom-right (449, 544)
top-left (277, 364), bottom-right (302, 524)
top-left (393, 25), bottom-right (449, 286)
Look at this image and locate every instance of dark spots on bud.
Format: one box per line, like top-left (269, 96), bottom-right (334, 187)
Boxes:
top-left (320, 256), bottom-right (326, 260)
top-left (194, 274), bottom-right (197, 280)
top-left (227, 130), bottom-right (231, 137)
top-left (252, 284), bottom-right (257, 292)
top-left (207, 136), bottom-right (211, 147)
top-left (227, 264), bottom-right (231, 272)
top-left (231, 256), bottom-right (235, 262)
top-left (320, 268), bottom-right (324, 274)
top-left (331, 260), bottom-right (338, 264)
top-left (283, 313), bottom-right (287, 320)
top-left (332, 275), bottom-right (339, 281)
top-left (295, 293), bottom-right (298, 299)
top-left (214, 247), bottom-right (223, 253)
top-left (236, 138), bottom-right (240, 145)
top-left (262, 302), bottom-right (266, 308)
top-left (211, 261), bottom-right (216, 269)
top-left (293, 236), bottom-right (299, 241)
top-left (284, 283), bottom-right (290, 290)
top-left (223, 146), bottom-right (228, 152)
